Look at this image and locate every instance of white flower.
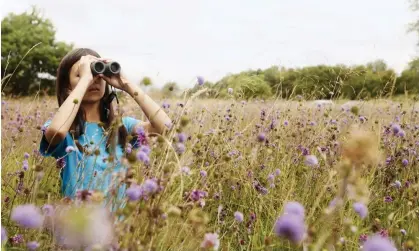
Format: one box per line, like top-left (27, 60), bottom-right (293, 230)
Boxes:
top-left (201, 233), bottom-right (220, 250)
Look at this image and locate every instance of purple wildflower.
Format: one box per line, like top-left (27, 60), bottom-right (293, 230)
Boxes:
top-left (362, 234), bottom-right (396, 251)
top-left (190, 190), bottom-right (207, 202)
top-left (393, 180), bottom-right (401, 189)
top-left (284, 120), bottom-right (289, 126)
top-left (10, 234), bottom-right (24, 245)
top-left (274, 214), bottom-right (306, 244)
top-left (391, 124), bottom-right (401, 134)
top-left (178, 133), bottom-right (187, 143)
top-left (353, 202), bottom-right (368, 219)
top-left (27, 241), bottom-right (40, 250)
top-left (136, 151), bottom-right (150, 164)
top-left (284, 202), bottom-right (305, 218)
top-left (275, 169), bottom-right (281, 176)
top-left (402, 159), bottom-right (408, 166)
top-left (42, 204), bottom-right (54, 216)
top-left (24, 153), bottom-right (30, 159)
top-left (200, 233), bottom-right (219, 250)
top-left (22, 159), bottom-right (29, 171)
top-left (400, 229), bottom-right (406, 235)
top-left (257, 132), bottom-right (266, 142)
top-left (11, 204), bottom-right (44, 229)
top-left (384, 196), bottom-right (393, 203)
top-left (162, 101), bottom-right (170, 109)
top-left (56, 158), bottom-right (66, 169)
top-left (142, 179), bottom-right (158, 195)
top-left (234, 211), bottom-right (244, 223)
top-left (305, 155), bottom-right (318, 167)
top-left (359, 234), bottom-right (368, 243)
top-left (126, 184), bottom-right (143, 201)
top-left (197, 76), bottom-right (204, 86)
top-left (200, 170), bottom-right (207, 177)
top-left (181, 166), bottom-right (191, 175)
top-left (176, 143), bottom-right (185, 154)
top-left (1, 227), bottom-right (6, 244)
top-left (228, 88), bottom-right (233, 94)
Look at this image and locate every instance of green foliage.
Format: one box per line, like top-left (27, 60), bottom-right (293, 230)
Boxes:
top-left (161, 81), bottom-right (180, 97)
top-left (1, 7), bottom-right (73, 96)
top-left (409, 0), bottom-right (419, 46)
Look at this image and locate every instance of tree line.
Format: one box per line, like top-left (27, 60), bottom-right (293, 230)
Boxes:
top-left (1, 6), bottom-right (418, 100)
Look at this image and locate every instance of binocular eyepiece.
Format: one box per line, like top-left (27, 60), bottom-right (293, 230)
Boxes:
top-left (91, 61), bottom-right (121, 76)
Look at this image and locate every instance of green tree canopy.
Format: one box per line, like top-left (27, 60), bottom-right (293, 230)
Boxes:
top-left (1, 7), bottom-right (73, 96)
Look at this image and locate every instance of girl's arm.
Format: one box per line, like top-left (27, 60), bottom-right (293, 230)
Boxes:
top-left (45, 56), bottom-right (97, 146)
top-left (125, 83), bottom-right (172, 136)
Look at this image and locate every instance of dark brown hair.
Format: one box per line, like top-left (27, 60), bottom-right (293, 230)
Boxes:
top-left (56, 48), bottom-right (128, 153)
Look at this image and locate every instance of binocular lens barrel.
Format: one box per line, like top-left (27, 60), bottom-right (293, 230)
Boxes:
top-left (90, 61), bottom-right (121, 76)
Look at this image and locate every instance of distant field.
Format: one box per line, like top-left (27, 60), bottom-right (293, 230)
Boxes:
top-left (1, 95), bottom-right (418, 250)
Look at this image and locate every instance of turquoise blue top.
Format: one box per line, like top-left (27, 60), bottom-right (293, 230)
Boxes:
top-left (39, 117), bottom-right (141, 201)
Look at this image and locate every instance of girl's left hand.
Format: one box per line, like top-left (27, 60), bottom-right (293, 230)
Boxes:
top-left (99, 59), bottom-right (131, 92)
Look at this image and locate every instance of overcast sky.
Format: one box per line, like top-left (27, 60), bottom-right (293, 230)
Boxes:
top-left (1, 0), bottom-right (417, 88)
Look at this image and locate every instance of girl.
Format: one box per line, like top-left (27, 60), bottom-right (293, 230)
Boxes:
top-left (39, 48), bottom-right (171, 202)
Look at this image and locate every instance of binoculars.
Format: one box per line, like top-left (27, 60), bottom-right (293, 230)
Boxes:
top-left (90, 61), bottom-right (121, 77)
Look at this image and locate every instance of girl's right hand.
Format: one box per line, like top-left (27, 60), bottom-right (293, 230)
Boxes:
top-left (78, 55), bottom-right (100, 81)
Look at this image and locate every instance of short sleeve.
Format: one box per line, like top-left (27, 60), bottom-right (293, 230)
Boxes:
top-left (122, 116), bottom-right (141, 134)
top-left (39, 120), bottom-right (70, 158)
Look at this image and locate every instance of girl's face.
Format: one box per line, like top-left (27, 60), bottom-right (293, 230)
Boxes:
top-left (68, 58), bottom-right (106, 103)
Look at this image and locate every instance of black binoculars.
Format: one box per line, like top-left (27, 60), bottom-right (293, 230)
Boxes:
top-left (90, 61), bottom-right (121, 77)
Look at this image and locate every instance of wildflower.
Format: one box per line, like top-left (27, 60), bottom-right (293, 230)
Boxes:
top-left (275, 169), bottom-right (281, 176)
top-left (56, 158), bottom-right (66, 169)
top-left (284, 120), bottom-right (289, 126)
top-left (11, 204), bottom-right (44, 229)
top-left (228, 88), bottom-right (233, 94)
top-left (178, 133), bottom-right (187, 143)
top-left (200, 170), bottom-right (207, 177)
top-left (22, 159), bottom-right (29, 171)
top-left (181, 166), bottom-right (191, 175)
top-left (162, 101), bottom-right (170, 109)
top-left (384, 196), bottom-right (393, 203)
top-left (65, 146), bottom-right (76, 153)
top-left (27, 241), bottom-right (40, 250)
top-left (42, 204), bottom-right (54, 216)
top-left (126, 184), bottom-right (143, 201)
top-left (10, 234), bottom-right (24, 245)
top-left (24, 153), bottom-right (30, 159)
top-left (200, 233), bottom-right (219, 250)
top-left (397, 130), bottom-right (406, 137)
top-left (197, 76), bottom-right (205, 86)
top-left (361, 234), bottom-right (396, 251)
top-left (393, 180), bottom-right (401, 189)
top-left (400, 229), bottom-right (406, 235)
top-left (284, 202), bottom-right (305, 218)
top-left (359, 234), bottom-right (368, 243)
top-left (257, 132), bottom-right (266, 142)
top-left (54, 206), bottom-right (113, 249)
top-left (304, 155), bottom-right (318, 167)
top-left (190, 190), bottom-right (207, 202)
top-left (136, 151), bottom-right (150, 164)
top-left (142, 179), bottom-right (158, 195)
top-left (274, 214), bottom-right (306, 244)
top-left (1, 227), bottom-right (6, 244)
top-left (391, 124), bottom-right (401, 134)
top-left (353, 202), bottom-right (368, 219)
top-left (402, 159), bottom-right (408, 166)
top-left (176, 143), bottom-right (185, 154)
top-left (234, 211), bottom-right (244, 223)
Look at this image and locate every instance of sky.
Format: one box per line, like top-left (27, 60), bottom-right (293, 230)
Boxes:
top-left (1, 0), bottom-right (417, 88)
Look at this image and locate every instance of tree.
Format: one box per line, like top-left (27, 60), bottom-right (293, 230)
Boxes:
top-left (1, 7), bottom-right (73, 96)
top-left (409, 0), bottom-right (419, 46)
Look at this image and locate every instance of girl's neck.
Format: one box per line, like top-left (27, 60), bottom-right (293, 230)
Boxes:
top-left (82, 102), bottom-right (101, 122)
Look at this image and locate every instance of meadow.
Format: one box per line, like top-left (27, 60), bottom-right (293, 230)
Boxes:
top-left (1, 93), bottom-right (418, 251)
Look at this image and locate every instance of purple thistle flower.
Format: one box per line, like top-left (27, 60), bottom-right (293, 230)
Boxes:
top-left (162, 101), bottom-right (170, 109)
top-left (190, 190), bottom-right (207, 201)
top-left (24, 153), bottom-right (30, 159)
top-left (305, 155), bottom-right (319, 167)
top-left (27, 241), bottom-right (40, 250)
top-left (228, 88), bottom-right (233, 94)
top-left (400, 229), bottom-right (407, 235)
top-left (181, 166), bottom-right (190, 175)
top-left (200, 170), bottom-right (207, 177)
top-left (384, 196), bottom-right (393, 203)
top-left (257, 132), bottom-right (266, 142)
top-left (1, 227), bottom-right (6, 244)
top-left (139, 145), bottom-right (151, 154)
top-left (402, 159), bottom-right (408, 167)
top-left (274, 214), bottom-right (306, 244)
top-left (284, 202), bottom-right (305, 218)
top-left (397, 130), bottom-right (405, 137)
top-left (359, 234), bottom-right (368, 243)
top-left (10, 234), bottom-right (24, 245)
top-left (22, 159), bottom-right (29, 171)
top-left (11, 204), bottom-right (44, 229)
top-left (353, 202), bottom-right (368, 219)
top-left (391, 124), bottom-right (401, 134)
top-left (176, 143), bottom-right (185, 154)
top-left (136, 151), bottom-right (150, 164)
top-left (200, 233), bottom-right (219, 250)
top-left (42, 204), bottom-right (54, 216)
top-left (125, 143), bottom-right (132, 154)
top-left (361, 234), bottom-right (396, 251)
top-left (56, 158), bottom-right (66, 169)
top-left (359, 116), bottom-right (366, 123)
top-left (142, 179), bottom-right (158, 195)
top-left (197, 76), bottom-right (204, 86)
top-left (126, 184), bottom-right (143, 201)
top-left (275, 169), bottom-right (281, 176)
top-left (393, 180), bottom-right (401, 189)
top-left (234, 211), bottom-right (244, 223)
top-left (178, 133), bottom-right (187, 143)
top-left (267, 174), bottom-right (275, 183)
top-left (284, 120), bottom-right (289, 126)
